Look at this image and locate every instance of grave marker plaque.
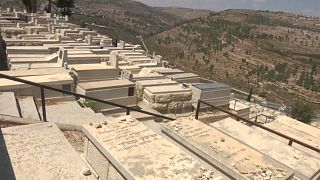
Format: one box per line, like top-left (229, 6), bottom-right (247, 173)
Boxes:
top-left (161, 119), bottom-right (295, 180)
top-left (0, 123), bottom-right (94, 180)
top-left (83, 116), bottom-right (224, 180)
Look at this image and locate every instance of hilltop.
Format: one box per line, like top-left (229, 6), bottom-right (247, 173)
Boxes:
top-left (154, 7), bottom-right (214, 20)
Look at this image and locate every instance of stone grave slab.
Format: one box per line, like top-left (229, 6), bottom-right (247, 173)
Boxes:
top-left (265, 120), bottom-right (320, 150)
top-left (0, 92), bottom-right (20, 117)
top-left (211, 118), bottom-right (320, 180)
top-left (0, 123), bottom-right (95, 180)
top-left (276, 115), bottom-right (320, 139)
top-left (17, 96), bottom-right (40, 120)
top-left (83, 116), bottom-right (225, 180)
top-left (161, 118), bottom-right (295, 180)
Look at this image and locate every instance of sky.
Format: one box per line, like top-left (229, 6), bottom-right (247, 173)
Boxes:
top-left (137, 0), bottom-right (320, 16)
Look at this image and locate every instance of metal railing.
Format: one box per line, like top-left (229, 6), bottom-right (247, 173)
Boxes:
top-left (250, 114), bottom-right (275, 124)
top-left (195, 99), bottom-right (320, 153)
top-left (0, 73), bottom-right (175, 122)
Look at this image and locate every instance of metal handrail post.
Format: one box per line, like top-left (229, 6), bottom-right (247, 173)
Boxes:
top-left (40, 87), bottom-right (47, 122)
top-left (195, 100), bottom-right (201, 120)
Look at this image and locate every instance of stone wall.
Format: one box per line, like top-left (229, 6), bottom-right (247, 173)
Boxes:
top-left (143, 91), bottom-right (193, 114)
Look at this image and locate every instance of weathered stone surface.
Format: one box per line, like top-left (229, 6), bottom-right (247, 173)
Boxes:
top-left (171, 92), bottom-right (192, 101)
top-left (211, 118), bottom-right (320, 179)
top-left (161, 118), bottom-right (295, 180)
top-left (143, 99), bottom-right (168, 111)
top-left (168, 101), bottom-right (183, 110)
top-left (83, 116), bottom-right (222, 180)
top-left (143, 90), bottom-right (155, 103)
top-left (154, 94), bottom-right (172, 103)
top-left (0, 123), bottom-right (94, 180)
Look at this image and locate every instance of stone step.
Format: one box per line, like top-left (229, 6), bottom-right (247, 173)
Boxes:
top-left (161, 118), bottom-right (295, 180)
top-left (211, 118), bottom-right (320, 180)
top-left (0, 92), bottom-right (20, 117)
top-left (82, 116), bottom-right (228, 180)
top-left (0, 123), bottom-right (95, 180)
top-left (17, 96), bottom-right (40, 121)
top-left (39, 101), bottom-right (106, 130)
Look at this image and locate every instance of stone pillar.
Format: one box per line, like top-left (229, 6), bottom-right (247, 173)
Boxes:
top-left (110, 51), bottom-right (119, 68)
top-left (119, 40), bottom-right (125, 49)
top-left (57, 48), bottom-right (68, 67)
top-left (86, 35), bottom-right (93, 45)
top-left (55, 33), bottom-right (61, 42)
top-left (64, 15), bottom-right (69, 21)
top-left (7, 8), bottom-right (10, 12)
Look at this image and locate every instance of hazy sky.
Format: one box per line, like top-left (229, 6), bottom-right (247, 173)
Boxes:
top-left (137, 0), bottom-right (320, 16)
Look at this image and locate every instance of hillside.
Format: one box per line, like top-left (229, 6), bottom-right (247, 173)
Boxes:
top-left (154, 7), bottom-right (213, 20)
top-left (146, 10), bottom-right (320, 106)
top-left (71, 0), bottom-right (183, 43)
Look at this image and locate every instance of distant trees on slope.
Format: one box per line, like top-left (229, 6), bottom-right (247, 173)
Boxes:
top-left (291, 101), bottom-right (315, 124)
top-left (21, 0), bottom-right (37, 13)
top-left (54, 0), bottom-right (74, 16)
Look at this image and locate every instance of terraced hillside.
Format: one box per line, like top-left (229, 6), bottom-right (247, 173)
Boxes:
top-left (146, 9), bottom-right (320, 107)
top-left (71, 0), bottom-right (183, 43)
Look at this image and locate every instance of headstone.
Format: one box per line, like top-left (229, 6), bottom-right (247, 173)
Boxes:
top-left (6, 8), bottom-right (10, 12)
top-left (83, 116), bottom-right (225, 180)
top-left (57, 48), bottom-right (68, 67)
top-left (110, 51), bottom-right (119, 68)
top-left (24, 9), bottom-right (27, 13)
top-left (119, 40), bottom-right (125, 49)
top-left (0, 123), bottom-right (95, 180)
top-left (65, 15), bottom-right (69, 21)
top-left (55, 33), bottom-right (61, 42)
top-left (86, 35), bottom-right (93, 45)
top-left (161, 118), bottom-right (295, 180)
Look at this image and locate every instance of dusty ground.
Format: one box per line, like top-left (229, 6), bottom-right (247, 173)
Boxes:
top-left (63, 130), bottom-right (85, 153)
top-left (0, 121), bottom-right (21, 128)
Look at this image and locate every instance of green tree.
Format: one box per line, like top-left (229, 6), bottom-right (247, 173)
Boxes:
top-left (291, 101), bottom-right (315, 124)
top-left (54, 0), bottom-right (74, 16)
top-left (21, 0), bottom-right (37, 13)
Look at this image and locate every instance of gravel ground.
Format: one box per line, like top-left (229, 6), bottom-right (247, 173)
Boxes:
top-left (63, 130), bottom-right (85, 153)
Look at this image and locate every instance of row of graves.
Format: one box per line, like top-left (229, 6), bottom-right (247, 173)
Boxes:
top-left (0, 9), bottom-right (319, 180)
